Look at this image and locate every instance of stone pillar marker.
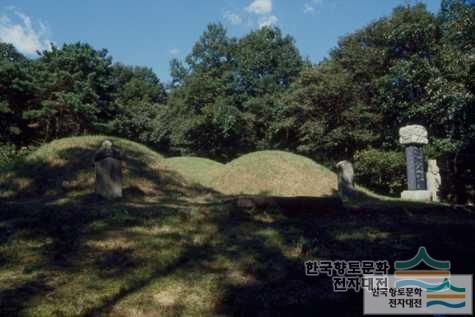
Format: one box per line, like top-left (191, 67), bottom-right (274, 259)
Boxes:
top-left (399, 125), bottom-right (431, 201)
top-left (94, 140), bottom-right (125, 199)
top-left (336, 160), bottom-right (355, 199)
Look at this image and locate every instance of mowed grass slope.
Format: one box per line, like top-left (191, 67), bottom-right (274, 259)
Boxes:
top-left (1, 136), bottom-right (474, 316)
top-left (209, 151), bottom-right (337, 197)
top-left (0, 135), bottom-right (173, 202)
top-left (165, 151), bottom-right (337, 197)
top-left (164, 157), bottom-right (224, 187)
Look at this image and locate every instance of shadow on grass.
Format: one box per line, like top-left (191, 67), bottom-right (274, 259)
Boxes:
top-left (1, 144), bottom-right (475, 316)
top-left (0, 279), bottom-right (53, 317)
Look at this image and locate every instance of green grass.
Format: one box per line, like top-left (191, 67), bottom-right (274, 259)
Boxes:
top-left (0, 135), bottom-right (169, 202)
top-left (164, 157), bottom-right (224, 187)
top-left (165, 151), bottom-right (337, 197)
top-left (1, 136), bottom-right (474, 316)
top-left (209, 150), bottom-right (337, 197)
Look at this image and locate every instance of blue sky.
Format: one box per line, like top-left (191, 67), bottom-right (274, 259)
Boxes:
top-left (0, 0), bottom-right (442, 83)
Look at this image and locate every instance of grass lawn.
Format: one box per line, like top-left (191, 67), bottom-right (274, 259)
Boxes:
top-left (164, 157), bottom-right (224, 187)
top-left (165, 150), bottom-right (337, 197)
top-left (1, 136), bottom-right (474, 316)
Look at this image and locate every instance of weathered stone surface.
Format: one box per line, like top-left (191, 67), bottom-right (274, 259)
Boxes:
top-left (405, 145), bottom-right (427, 191)
top-left (401, 190), bottom-right (431, 201)
top-left (399, 125), bottom-right (428, 145)
top-left (94, 140), bottom-right (124, 199)
top-left (336, 160), bottom-right (355, 198)
top-left (427, 159), bottom-right (441, 202)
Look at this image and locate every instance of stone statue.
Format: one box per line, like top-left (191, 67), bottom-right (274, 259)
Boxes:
top-left (94, 140), bottom-right (125, 199)
top-left (426, 159), bottom-right (441, 202)
top-left (336, 160), bottom-right (355, 198)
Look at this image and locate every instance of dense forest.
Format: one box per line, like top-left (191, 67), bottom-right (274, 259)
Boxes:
top-left (1, 1), bottom-right (474, 203)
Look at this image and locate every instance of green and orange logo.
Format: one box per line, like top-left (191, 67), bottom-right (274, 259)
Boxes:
top-left (394, 247), bottom-right (466, 309)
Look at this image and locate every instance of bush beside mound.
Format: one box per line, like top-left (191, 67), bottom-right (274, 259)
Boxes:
top-left (353, 148), bottom-right (406, 196)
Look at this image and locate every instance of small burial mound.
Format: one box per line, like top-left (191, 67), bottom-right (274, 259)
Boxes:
top-left (164, 157), bottom-right (224, 186)
top-left (209, 150), bottom-right (337, 197)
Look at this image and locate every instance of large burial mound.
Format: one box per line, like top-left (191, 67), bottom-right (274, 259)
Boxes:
top-left (209, 150), bottom-right (337, 197)
top-left (0, 136), bottom-right (195, 202)
top-left (164, 156), bottom-right (224, 186)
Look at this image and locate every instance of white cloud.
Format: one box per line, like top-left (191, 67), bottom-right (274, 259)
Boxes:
top-left (258, 15), bottom-right (278, 28)
top-left (303, 0), bottom-right (323, 15)
top-left (223, 11), bottom-right (242, 25)
top-left (246, 0), bottom-right (272, 15)
top-left (0, 8), bottom-right (52, 55)
top-left (304, 3), bottom-right (315, 14)
top-left (169, 48), bottom-right (180, 55)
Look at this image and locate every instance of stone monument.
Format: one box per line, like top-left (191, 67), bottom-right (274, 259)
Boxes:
top-left (336, 160), bottom-right (355, 198)
top-left (94, 140), bottom-right (125, 199)
top-left (399, 125), bottom-right (431, 201)
top-left (426, 159), bottom-right (441, 202)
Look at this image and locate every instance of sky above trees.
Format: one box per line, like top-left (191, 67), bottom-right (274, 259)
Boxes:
top-left (0, 0), bottom-right (442, 83)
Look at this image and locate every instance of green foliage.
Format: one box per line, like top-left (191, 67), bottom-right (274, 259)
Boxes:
top-left (282, 2), bottom-right (474, 202)
top-left (109, 101), bottom-right (167, 146)
top-left (0, 42), bottom-right (167, 148)
top-left (354, 148), bottom-right (406, 196)
top-left (0, 43), bottom-right (38, 144)
top-left (111, 63), bottom-right (167, 105)
top-left (235, 26), bottom-right (302, 94)
top-left (107, 63), bottom-right (167, 145)
top-left (166, 24), bottom-right (303, 158)
top-left (0, 142), bottom-right (16, 170)
top-left (280, 62), bottom-right (381, 162)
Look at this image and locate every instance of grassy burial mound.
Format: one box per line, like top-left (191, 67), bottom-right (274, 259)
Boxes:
top-left (0, 135), bottom-right (195, 202)
top-left (164, 156), bottom-right (224, 186)
top-left (209, 150), bottom-right (337, 197)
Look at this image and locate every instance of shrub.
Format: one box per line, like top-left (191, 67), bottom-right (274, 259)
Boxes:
top-left (353, 148), bottom-right (406, 196)
top-left (0, 143), bottom-right (16, 170)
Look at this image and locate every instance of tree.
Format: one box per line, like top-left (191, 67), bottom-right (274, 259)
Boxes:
top-left (108, 63), bottom-right (168, 145)
top-left (22, 43), bottom-right (115, 140)
top-left (0, 43), bottom-right (37, 145)
top-left (165, 23), bottom-right (245, 158)
top-left (165, 24), bottom-right (303, 158)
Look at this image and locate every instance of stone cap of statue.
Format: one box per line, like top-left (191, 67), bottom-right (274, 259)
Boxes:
top-left (94, 140), bottom-right (125, 162)
top-left (399, 125), bottom-right (428, 145)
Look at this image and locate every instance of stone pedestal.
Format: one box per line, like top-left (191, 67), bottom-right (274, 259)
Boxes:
top-left (399, 125), bottom-right (430, 202)
top-left (94, 140), bottom-right (124, 199)
top-left (401, 190), bottom-right (432, 201)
